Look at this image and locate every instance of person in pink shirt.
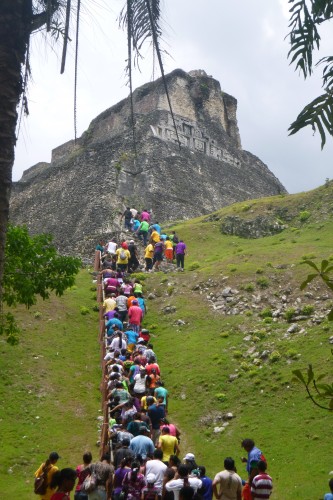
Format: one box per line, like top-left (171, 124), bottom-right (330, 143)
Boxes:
top-left (141, 210), bottom-right (151, 222)
top-left (128, 299), bottom-right (143, 333)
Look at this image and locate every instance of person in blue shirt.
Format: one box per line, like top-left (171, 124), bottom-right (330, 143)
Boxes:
top-left (197, 466), bottom-right (213, 500)
top-left (124, 329), bottom-right (139, 351)
top-left (149, 222), bottom-right (161, 234)
top-left (106, 317), bottom-right (123, 336)
top-left (132, 218), bottom-right (141, 232)
top-left (324, 479), bottom-right (333, 500)
top-left (241, 438), bottom-right (264, 475)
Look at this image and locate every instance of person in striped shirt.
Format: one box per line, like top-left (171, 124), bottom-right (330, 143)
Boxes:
top-left (251, 461), bottom-right (273, 500)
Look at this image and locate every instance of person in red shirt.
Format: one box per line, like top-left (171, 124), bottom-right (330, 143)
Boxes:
top-left (128, 299), bottom-right (143, 333)
top-left (145, 358), bottom-right (160, 376)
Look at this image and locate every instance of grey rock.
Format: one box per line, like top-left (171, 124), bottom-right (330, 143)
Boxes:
top-left (148, 293), bottom-right (156, 300)
top-left (287, 323), bottom-right (299, 334)
top-left (222, 287), bottom-right (232, 297)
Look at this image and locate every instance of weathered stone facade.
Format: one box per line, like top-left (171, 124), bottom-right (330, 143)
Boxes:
top-left (10, 69), bottom-right (286, 256)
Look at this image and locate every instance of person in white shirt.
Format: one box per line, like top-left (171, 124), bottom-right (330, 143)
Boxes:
top-left (165, 465), bottom-right (202, 500)
top-left (144, 449), bottom-right (167, 494)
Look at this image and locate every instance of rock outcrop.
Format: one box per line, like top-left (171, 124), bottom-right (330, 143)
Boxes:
top-left (10, 68), bottom-right (286, 255)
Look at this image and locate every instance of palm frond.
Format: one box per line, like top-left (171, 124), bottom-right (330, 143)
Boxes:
top-left (287, 0), bottom-right (320, 78)
top-left (288, 91), bottom-right (333, 148)
top-left (317, 55), bottom-right (333, 89)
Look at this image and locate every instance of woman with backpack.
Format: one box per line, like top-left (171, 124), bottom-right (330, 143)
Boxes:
top-left (34, 451), bottom-right (60, 499)
top-left (121, 461), bottom-right (146, 500)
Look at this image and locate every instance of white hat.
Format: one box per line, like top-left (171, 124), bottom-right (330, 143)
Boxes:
top-left (146, 473), bottom-right (157, 483)
top-left (184, 453), bottom-right (195, 461)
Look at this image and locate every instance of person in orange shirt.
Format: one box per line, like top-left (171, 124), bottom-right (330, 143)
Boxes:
top-left (164, 237), bottom-right (174, 263)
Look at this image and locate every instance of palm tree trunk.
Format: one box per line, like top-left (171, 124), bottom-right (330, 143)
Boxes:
top-left (0, 0), bottom-right (32, 292)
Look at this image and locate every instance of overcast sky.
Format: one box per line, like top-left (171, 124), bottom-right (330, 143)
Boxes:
top-left (13, 0), bottom-right (333, 193)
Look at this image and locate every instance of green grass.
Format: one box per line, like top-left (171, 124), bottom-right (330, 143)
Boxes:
top-left (0, 271), bottom-right (101, 498)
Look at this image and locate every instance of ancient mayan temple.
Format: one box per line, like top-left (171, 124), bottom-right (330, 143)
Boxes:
top-left (10, 68), bottom-right (286, 255)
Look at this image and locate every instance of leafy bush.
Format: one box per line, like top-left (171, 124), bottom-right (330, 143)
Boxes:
top-left (256, 268), bottom-right (264, 274)
top-left (259, 307), bottom-right (273, 318)
top-left (285, 308), bottom-right (296, 322)
top-left (256, 277), bottom-right (270, 289)
top-left (80, 307), bottom-right (90, 315)
top-left (263, 317), bottom-right (273, 324)
top-left (286, 349), bottom-right (298, 360)
top-left (299, 210), bottom-right (311, 221)
top-left (188, 262), bottom-right (200, 271)
top-left (233, 350), bottom-right (243, 359)
top-left (167, 286), bottom-right (174, 296)
top-left (220, 332), bottom-right (229, 338)
top-left (215, 393), bottom-right (227, 402)
top-left (301, 253), bottom-right (316, 260)
top-left (244, 283), bottom-right (255, 292)
top-left (228, 265), bottom-right (237, 272)
top-left (301, 304), bottom-right (314, 316)
top-left (241, 204), bottom-right (251, 212)
top-left (131, 272), bottom-right (147, 281)
top-left (269, 351), bottom-right (281, 362)
top-left (34, 311), bottom-right (42, 319)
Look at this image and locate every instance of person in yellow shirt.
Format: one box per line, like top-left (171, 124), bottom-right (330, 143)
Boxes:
top-left (157, 426), bottom-right (180, 465)
top-left (144, 243), bottom-right (154, 272)
top-left (164, 237), bottom-right (174, 263)
top-left (34, 452), bottom-right (60, 500)
top-left (150, 230), bottom-right (160, 244)
top-left (116, 246), bottom-right (131, 272)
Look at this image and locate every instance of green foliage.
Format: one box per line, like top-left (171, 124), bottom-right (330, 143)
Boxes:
top-left (228, 265), bottom-right (237, 272)
top-left (270, 350), bottom-right (281, 362)
top-left (0, 313), bottom-right (20, 345)
top-left (300, 259), bottom-right (333, 319)
top-left (2, 225), bottom-right (81, 308)
top-left (285, 307), bottom-right (296, 322)
top-left (292, 363), bottom-right (333, 410)
top-left (301, 304), bottom-right (315, 316)
top-left (299, 210), bottom-right (311, 222)
top-left (167, 285), bottom-right (174, 296)
top-left (233, 350), bottom-right (243, 359)
top-left (34, 311), bottom-right (42, 319)
top-left (286, 348), bottom-right (299, 360)
top-left (188, 262), bottom-right (200, 271)
top-left (244, 282), bottom-right (255, 292)
top-left (215, 393), bottom-right (227, 402)
top-left (287, 0), bottom-right (333, 147)
top-left (259, 307), bottom-right (273, 318)
top-left (256, 268), bottom-right (264, 274)
top-left (241, 204), bottom-right (251, 212)
top-left (256, 277), bottom-right (270, 289)
top-left (131, 273), bottom-right (147, 281)
top-left (80, 306), bottom-right (90, 315)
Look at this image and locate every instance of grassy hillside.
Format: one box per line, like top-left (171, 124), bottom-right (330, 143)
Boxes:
top-left (0, 272), bottom-right (101, 499)
top-left (144, 183), bottom-right (333, 500)
top-left (2, 182), bottom-right (333, 499)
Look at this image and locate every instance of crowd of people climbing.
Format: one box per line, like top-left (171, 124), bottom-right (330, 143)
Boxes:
top-left (33, 208), bottom-right (275, 500)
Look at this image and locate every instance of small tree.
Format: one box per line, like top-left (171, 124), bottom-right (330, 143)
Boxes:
top-left (0, 224), bottom-right (81, 343)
